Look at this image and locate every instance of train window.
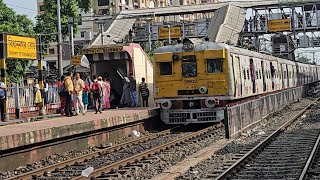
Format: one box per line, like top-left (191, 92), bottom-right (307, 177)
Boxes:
top-left (259, 70), bottom-right (262, 79)
top-left (182, 55), bottom-right (197, 77)
top-left (243, 69), bottom-right (246, 80)
top-left (159, 62), bottom-right (172, 76)
top-left (207, 58), bottom-right (223, 73)
top-left (247, 69), bottom-right (250, 80)
top-left (256, 70), bottom-right (259, 79)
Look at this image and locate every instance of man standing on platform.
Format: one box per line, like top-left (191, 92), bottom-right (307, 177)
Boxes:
top-left (73, 73), bottom-right (85, 115)
top-left (0, 81), bottom-right (6, 122)
top-left (139, 77), bottom-right (149, 107)
top-left (129, 75), bottom-right (137, 107)
top-left (64, 71), bottom-right (74, 117)
top-left (91, 75), bottom-right (103, 114)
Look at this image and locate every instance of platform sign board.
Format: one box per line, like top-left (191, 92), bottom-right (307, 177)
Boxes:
top-left (268, 19), bottom-right (291, 32)
top-left (6, 34), bottom-right (37, 60)
top-left (71, 55), bottom-right (81, 65)
top-left (159, 27), bottom-right (181, 40)
top-left (81, 47), bottom-right (124, 55)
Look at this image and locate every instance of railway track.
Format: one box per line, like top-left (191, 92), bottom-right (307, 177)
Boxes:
top-left (9, 123), bottom-right (223, 180)
top-left (211, 97), bottom-right (320, 180)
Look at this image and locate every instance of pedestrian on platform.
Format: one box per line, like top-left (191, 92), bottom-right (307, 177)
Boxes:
top-left (139, 77), bottom-right (149, 107)
top-left (64, 71), bottom-right (74, 117)
top-left (99, 77), bottom-right (107, 109)
top-left (129, 75), bottom-right (137, 107)
top-left (120, 77), bottom-right (132, 107)
top-left (34, 84), bottom-right (42, 108)
top-left (83, 84), bottom-right (89, 113)
top-left (44, 81), bottom-right (49, 115)
top-left (104, 77), bottom-right (111, 109)
top-left (58, 76), bottom-right (66, 115)
top-left (91, 75), bottom-right (103, 114)
top-left (0, 81), bottom-right (6, 122)
top-left (73, 73), bottom-right (85, 116)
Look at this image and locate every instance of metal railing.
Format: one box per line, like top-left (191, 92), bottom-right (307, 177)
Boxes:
top-left (6, 84), bottom-right (60, 110)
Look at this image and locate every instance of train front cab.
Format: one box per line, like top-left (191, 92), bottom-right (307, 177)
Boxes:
top-left (153, 42), bottom-right (229, 124)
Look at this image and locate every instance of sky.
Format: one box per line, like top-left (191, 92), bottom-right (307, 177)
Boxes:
top-left (4, 0), bottom-right (38, 22)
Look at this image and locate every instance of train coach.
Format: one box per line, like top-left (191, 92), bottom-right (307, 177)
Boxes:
top-left (153, 38), bottom-right (320, 124)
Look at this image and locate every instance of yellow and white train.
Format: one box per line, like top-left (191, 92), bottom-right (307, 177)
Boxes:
top-left (153, 38), bottom-right (320, 124)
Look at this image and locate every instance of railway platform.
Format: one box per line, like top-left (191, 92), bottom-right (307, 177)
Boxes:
top-left (0, 107), bottom-right (159, 151)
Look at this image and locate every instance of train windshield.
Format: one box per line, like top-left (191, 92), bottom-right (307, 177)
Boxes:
top-left (207, 58), bottom-right (223, 73)
top-left (182, 55), bottom-right (197, 77)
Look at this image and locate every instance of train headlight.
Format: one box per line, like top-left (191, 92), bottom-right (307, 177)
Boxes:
top-left (205, 97), bottom-right (216, 108)
top-left (161, 99), bottom-right (172, 110)
top-left (199, 86), bottom-right (207, 94)
top-left (189, 102), bottom-right (195, 108)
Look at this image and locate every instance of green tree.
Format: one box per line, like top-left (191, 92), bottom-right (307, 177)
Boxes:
top-left (35, 0), bottom-right (91, 50)
top-left (0, 1), bottom-right (35, 83)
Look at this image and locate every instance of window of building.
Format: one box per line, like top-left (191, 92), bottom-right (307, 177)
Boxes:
top-left (159, 62), bottom-right (172, 75)
top-left (182, 55), bottom-right (197, 77)
top-left (98, 0), bottom-right (109, 6)
top-left (78, 14), bottom-right (82, 25)
top-left (48, 48), bottom-right (55, 54)
top-left (206, 58), bottom-right (223, 73)
top-left (39, 5), bottom-right (44, 11)
top-left (81, 31), bottom-right (85, 37)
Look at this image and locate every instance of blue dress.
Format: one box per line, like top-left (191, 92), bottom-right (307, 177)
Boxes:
top-left (82, 92), bottom-right (89, 105)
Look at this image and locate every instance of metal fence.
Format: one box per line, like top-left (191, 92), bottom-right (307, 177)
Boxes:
top-left (7, 84), bottom-right (60, 109)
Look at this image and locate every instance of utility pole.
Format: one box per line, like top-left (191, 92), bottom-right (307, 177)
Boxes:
top-left (145, 17), bottom-right (153, 52)
top-left (101, 24), bottom-right (104, 45)
top-left (168, 24), bottom-right (171, 45)
top-left (57, 0), bottom-right (63, 77)
top-left (68, 17), bottom-right (75, 57)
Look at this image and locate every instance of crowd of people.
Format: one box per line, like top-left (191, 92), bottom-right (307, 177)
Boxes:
top-left (56, 71), bottom-right (149, 117)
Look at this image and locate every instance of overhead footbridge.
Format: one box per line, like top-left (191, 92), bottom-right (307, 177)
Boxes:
top-left (87, 0), bottom-right (320, 48)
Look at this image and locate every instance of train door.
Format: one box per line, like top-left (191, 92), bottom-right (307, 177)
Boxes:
top-left (270, 62), bottom-right (275, 90)
top-left (250, 58), bottom-right (256, 93)
top-left (286, 64), bottom-right (290, 88)
top-left (261, 60), bottom-right (266, 92)
top-left (232, 55), bottom-right (242, 98)
top-left (281, 64), bottom-right (286, 88)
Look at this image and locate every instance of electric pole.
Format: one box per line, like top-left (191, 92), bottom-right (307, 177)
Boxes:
top-left (57, 0), bottom-right (63, 77)
top-left (68, 17), bottom-right (75, 57)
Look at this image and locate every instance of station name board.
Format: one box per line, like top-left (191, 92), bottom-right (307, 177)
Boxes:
top-left (81, 47), bottom-right (124, 54)
top-left (268, 19), bottom-right (291, 32)
top-left (71, 55), bottom-right (81, 65)
top-left (6, 35), bottom-right (37, 60)
top-left (159, 27), bottom-right (181, 40)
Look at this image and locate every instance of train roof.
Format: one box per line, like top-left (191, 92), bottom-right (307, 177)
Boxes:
top-left (154, 38), bottom-right (319, 68)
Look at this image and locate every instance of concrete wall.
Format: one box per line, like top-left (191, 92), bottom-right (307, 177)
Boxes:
top-left (225, 86), bottom-right (307, 138)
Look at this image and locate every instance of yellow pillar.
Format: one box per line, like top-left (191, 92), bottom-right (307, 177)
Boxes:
top-left (0, 58), bottom-right (8, 120)
top-left (38, 60), bottom-right (45, 115)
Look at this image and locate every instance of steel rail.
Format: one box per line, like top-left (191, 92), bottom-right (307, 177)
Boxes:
top-left (73, 123), bottom-right (223, 180)
top-left (215, 97), bottom-right (320, 180)
top-left (8, 126), bottom-right (181, 180)
top-left (299, 132), bottom-right (320, 180)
